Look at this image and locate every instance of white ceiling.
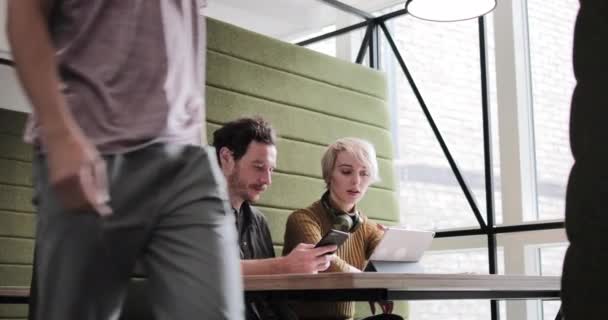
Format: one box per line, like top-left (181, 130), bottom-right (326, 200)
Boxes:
top-left (205, 0), bottom-right (405, 41)
top-left (0, 0), bottom-right (405, 53)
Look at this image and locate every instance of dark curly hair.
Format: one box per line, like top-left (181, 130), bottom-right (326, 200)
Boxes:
top-left (212, 117), bottom-right (276, 162)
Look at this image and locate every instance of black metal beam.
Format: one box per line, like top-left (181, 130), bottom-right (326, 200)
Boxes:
top-left (368, 23), bottom-right (380, 68)
top-left (297, 21), bottom-right (368, 46)
top-left (0, 296), bottom-right (28, 304)
top-left (297, 7), bottom-right (411, 47)
top-left (375, 8), bottom-right (408, 23)
top-left (355, 23), bottom-right (374, 64)
top-left (317, 0), bottom-right (374, 20)
top-left (478, 15), bottom-right (500, 320)
top-left (435, 222), bottom-right (566, 238)
top-left (379, 21), bottom-right (488, 231)
top-left (0, 57), bottom-right (14, 67)
top-left (493, 222), bottom-right (565, 234)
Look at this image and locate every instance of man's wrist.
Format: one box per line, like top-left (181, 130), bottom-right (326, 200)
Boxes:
top-left (274, 256), bottom-right (287, 274)
top-left (41, 115), bottom-right (81, 145)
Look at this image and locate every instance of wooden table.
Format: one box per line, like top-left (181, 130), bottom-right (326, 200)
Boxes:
top-left (1, 273), bottom-right (560, 304)
top-left (244, 273), bottom-right (561, 301)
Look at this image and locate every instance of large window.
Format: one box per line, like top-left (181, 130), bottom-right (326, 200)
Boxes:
top-left (527, 0), bottom-right (578, 221)
top-left (381, 10), bottom-right (501, 231)
top-left (289, 1), bottom-right (571, 319)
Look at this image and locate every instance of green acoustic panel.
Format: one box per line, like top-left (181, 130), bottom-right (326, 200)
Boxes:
top-left (273, 245), bottom-right (283, 259)
top-left (256, 173), bottom-right (399, 223)
top-left (207, 18), bottom-right (387, 101)
top-left (0, 211), bottom-right (35, 238)
top-left (0, 265), bottom-right (31, 287)
top-left (207, 52), bottom-right (390, 131)
top-left (0, 110), bottom-right (27, 137)
top-left (0, 238), bottom-right (33, 264)
top-left (0, 159), bottom-right (32, 187)
top-left (0, 185), bottom-right (34, 213)
top-left (357, 189), bottom-right (400, 222)
top-left (0, 135), bottom-right (32, 162)
top-left (257, 206), bottom-right (291, 246)
top-left (205, 86), bottom-right (393, 159)
top-left (254, 172), bottom-right (324, 210)
top-left (0, 304), bottom-right (28, 318)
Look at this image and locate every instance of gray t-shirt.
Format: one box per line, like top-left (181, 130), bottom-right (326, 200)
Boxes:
top-left (25, 0), bottom-right (207, 153)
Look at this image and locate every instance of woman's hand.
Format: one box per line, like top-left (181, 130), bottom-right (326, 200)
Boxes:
top-left (376, 224), bottom-right (388, 232)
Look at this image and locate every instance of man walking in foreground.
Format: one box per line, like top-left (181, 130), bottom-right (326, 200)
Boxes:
top-left (7, 1), bottom-right (244, 319)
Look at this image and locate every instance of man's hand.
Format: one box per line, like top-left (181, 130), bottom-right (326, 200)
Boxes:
top-left (46, 127), bottom-right (112, 216)
top-left (7, 1), bottom-right (111, 216)
top-left (280, 243), bottom-right (337, 274)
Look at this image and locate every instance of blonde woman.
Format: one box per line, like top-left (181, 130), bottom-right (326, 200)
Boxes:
top-left (283, 137), bottom-right (391, 320)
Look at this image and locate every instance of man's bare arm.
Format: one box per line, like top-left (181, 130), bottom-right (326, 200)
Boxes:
top-left (241, 258), bottom-right (283, 276)
top-left (6, 0), bottom-right (76, 139)
top-left (7, 0), bottom-right (111, 215)
top-left (241, 243), bottom-right (336, 275)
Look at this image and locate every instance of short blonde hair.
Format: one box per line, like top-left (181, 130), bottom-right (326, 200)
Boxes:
top-left (321, 137), bottom-right (380, 188)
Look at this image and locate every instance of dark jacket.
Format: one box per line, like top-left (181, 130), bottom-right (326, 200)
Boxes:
top-left (235, 202), bottom-right (297, 320)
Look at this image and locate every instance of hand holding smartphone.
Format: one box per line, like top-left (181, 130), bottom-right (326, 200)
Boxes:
top-left (315, 229), bottom-right (349, 253)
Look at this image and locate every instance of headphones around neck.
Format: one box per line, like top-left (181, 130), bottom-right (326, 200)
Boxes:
top-left (321, 191), bottom-right (362, 233)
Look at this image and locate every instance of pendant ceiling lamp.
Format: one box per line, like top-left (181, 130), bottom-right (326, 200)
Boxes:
top-left (405, 0), bottom-right (497, 22)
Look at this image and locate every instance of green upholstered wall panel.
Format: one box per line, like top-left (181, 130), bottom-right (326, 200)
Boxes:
top-left (0, 265), bottom-right (31, 287)
top-left (0, 135), bottom-right (31, 163)
top-left (207, 52), bottom-right (391, 132)
top-left (206, 87), bottom-right (393, 159)
top-left (205, 20), bottom-right (395, 249)
top-left (206, 19), bottom-right (404, 318)
top-left (0, 211), bottom-right (35, 238)
top-left (0, 304), bottom-right (28, 319)
top-left (205, 17), bottom-right (400, 245)
top-left (0, 109), bottom-right (33, 319)
top-left (207, 19), bottom-right (387, 101)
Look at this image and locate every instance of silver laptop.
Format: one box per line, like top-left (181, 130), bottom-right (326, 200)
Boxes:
top-left (369, 228), bottom-right (435, 262)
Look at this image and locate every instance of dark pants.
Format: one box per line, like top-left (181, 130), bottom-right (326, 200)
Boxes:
top-left (28, 144), bottom-right (244, 320)
top-left (563, 0), bottom-right (608, 319)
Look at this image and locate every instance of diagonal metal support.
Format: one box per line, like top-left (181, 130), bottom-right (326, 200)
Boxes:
top-left (317, 0), bottom-right (374, 20)
top-left (355, 23), bottom-right (375, 64)
top-left (379, 21), bottom-right (488, 231)
top-left (368, 22), bottom-right (380, 68)
top-left (297, 21), bottom-right (368, 46)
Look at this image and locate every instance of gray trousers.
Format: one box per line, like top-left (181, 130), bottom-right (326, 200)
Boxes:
top-left (29, 144), bottom-right (244, 320)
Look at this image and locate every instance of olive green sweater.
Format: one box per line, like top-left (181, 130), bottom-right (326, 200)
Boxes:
top-left (283, 200), bottom-right (384, 320)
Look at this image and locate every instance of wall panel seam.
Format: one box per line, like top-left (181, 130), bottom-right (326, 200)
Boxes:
top-left (205, 84), bottom-right (389, 131)
top-left (207, 48), bottom-right (386, 101)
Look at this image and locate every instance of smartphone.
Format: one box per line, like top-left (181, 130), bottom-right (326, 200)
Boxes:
top-left (315, 229), bottom-right (350, 250)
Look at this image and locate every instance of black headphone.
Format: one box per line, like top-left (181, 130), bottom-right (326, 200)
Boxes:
top-left (321, 191), bottom-right (362, 233)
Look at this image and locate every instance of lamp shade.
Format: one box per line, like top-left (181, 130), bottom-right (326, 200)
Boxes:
top-left (405, 0), bottom-right (496, 22)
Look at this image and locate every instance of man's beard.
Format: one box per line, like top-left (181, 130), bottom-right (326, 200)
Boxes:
top-left (228, 172), bottom-right (255, 203)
